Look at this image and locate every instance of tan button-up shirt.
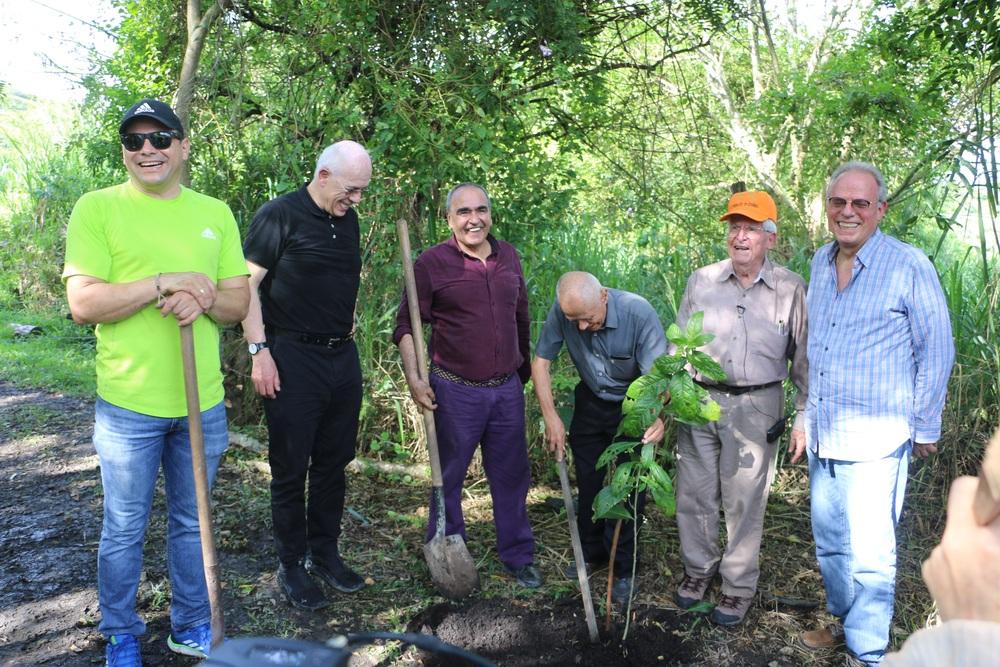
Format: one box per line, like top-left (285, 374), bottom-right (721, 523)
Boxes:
top-left (676, 257), bottom-right (808, 429)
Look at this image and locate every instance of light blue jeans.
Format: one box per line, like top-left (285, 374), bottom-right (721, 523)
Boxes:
top-left (93, 397), bottom-right (228, 637)
top-left (808, 441), bottom-right (910, 665)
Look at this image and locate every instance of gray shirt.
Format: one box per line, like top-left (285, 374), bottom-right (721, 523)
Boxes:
top-left (535, 289), bottom-right (668, 401)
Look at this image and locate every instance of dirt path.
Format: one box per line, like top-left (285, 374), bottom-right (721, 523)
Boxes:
top-left (0, 381), bottom-right (888, 666)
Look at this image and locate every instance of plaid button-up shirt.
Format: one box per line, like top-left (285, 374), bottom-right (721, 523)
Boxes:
top-left (806, 230), bottom-right (954, 461)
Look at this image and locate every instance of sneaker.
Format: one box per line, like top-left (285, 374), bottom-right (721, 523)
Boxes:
top-left (504, 563), bottom-right (543, 589)
top-left (799, 622), bottom-right (845, 650)
top-left (278, 562), bottom-right (329, 610)
top-left (710, 594), bottom-right (752, 626)
top-left (106, 634), bottom-right (141, 667)
top-left (167, 622), bottom-right (212, 658)
top-left (611, 576), bottom-right (636, 603)
top-left (675, 574), bottom-right (712, 610)
top-left (307, 554), bottom-right (365, 593)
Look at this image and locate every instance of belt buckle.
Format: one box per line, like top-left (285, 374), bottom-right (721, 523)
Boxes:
top-left (326, 337), bottom-right (339, 348)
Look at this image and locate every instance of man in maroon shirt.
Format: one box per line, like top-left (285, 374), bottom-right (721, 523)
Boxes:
top-left (394, 182), bottom-right (541, 588)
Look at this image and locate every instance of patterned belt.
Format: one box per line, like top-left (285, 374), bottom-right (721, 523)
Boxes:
top-left (430, 364), bottom-right (512, 388)
top-left (694, 379), bottom-right (781, 395)
top-left (271, 327), bottom-right (354, 348)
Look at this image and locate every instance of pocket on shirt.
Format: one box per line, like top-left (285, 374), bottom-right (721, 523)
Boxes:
top-left (608, 355), bottom-right (639, 381)
top-left (748, 326), bottom-right (788, 361)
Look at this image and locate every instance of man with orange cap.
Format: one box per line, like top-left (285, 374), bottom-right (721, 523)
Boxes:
top-left (671, 190), bottom-right (808, 626)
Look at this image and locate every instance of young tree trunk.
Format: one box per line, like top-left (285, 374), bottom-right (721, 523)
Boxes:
top-left (174, 0), bottom-right (226, 185)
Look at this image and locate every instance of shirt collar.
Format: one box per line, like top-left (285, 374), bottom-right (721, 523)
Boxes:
top-left (602, 289), bottom-right (620, 330)
top-left (717, 257), bottom-right (774, 289)
top-left (826, 228), bottom-right (885, 269)
top-left (445, 234), bottom-right (498, 260)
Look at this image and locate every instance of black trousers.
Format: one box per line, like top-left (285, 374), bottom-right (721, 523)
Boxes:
top-left (263, 336), bottom-right (362, 567)
top-left (569, 382), bottom-right (647, 577)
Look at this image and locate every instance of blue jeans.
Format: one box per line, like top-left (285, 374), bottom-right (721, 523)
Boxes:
top-left (808, 441), bottom-right (910, 665)
top-left (93, 397), bottom-right (228, 637)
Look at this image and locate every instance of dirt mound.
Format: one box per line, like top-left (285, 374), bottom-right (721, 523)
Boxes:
top-left (408, 597), bottom-right (696, 666)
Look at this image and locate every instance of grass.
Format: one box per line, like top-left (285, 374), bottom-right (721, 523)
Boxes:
top-left (0, 307), bottom-right (95, 396)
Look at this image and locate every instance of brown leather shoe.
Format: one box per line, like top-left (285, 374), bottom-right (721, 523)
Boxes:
top-left (799, 623), bottom-right (845, 650)
top-left (675, 574), bottom-right (713, 609)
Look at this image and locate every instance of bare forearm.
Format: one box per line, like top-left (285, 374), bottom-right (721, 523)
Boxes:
top-left (398, 334), bottom-right (423, 384)
top-left (530, 357), bottom-right (559, 422)
top-left (208, 280), bottom-right (250, 324)
top-left (66, 275), bottom-right (157, 324)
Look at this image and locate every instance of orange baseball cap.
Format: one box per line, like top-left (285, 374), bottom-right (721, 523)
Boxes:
top-left (720, 191), bottom-right (778, 223)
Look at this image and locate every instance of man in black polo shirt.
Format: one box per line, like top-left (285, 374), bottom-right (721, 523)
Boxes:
top-left (241, 140), bottom-right (372, 610)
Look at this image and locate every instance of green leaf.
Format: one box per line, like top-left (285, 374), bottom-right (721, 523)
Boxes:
top-left (666, 322), bottom-right (684, 344)
top-left (650, 354), bottom-right (686, 380)
top-left (640, 442), bottom-right (655, 464)
top-left (611, 462), bottom-right (636, 492)
top-left (685, 311), bottom-right (704, 339)
top-left (595, 439), bottom-right (639, 470)
top-left (593, 486), bottom-right (632, 521)
top-left (688, 350), bottom-right (726, 382)
top-left (648, 480), bottom-right (676, 516)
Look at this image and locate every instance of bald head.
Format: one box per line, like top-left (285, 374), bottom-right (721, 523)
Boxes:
top-left (315, 140), bottom-right (371, 180)
top-left (557, 272), bottom-right (608, 332)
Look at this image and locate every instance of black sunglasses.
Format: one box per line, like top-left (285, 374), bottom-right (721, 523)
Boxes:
top-left (120, 130), bottom-right (181, 152)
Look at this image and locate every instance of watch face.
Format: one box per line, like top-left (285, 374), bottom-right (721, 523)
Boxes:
top-left (249, 342), bottom-right (266, 355)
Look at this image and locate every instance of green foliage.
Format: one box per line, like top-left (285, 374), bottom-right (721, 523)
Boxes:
top-left (0, 307), bottom-right (96, 397)
top-left (593, 311), bottom-right (722, 523)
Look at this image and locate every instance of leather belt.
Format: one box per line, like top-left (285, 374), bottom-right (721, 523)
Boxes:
top-left (694, 379), bottom-right (781, 395)
top-left (430, 364), bottom-right (511, 388)
top-left (271, 327), bottom-right (353, 348)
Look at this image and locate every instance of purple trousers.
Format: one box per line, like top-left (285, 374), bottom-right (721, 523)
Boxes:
top-left (427, 374), bottom-right (535, 568)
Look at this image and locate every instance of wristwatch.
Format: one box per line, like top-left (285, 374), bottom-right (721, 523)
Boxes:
top-left (248, 341), bottom-right (268, 355)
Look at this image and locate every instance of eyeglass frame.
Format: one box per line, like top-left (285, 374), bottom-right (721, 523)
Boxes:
top-left (826, 196), bottom-right (877, 211)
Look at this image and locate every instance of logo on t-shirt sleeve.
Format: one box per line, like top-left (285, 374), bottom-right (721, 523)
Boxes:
top-left (201, 228), bottom-right (218, 241)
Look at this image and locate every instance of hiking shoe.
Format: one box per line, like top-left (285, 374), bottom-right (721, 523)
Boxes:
top-left (799, 622), bottom-right (845, 650)
top-left (675, 574), bottom-right (712, 610)
top-left (278, 562), bottom-right (329, 610)
top-left (611, 576), bottom-right (636, 604)
top-left (710, 594), bottom-right (752, 626)
top-left (307, 554), bottom-right (365, 593)
top-left (106, 634), bottom-right (141, 667)
top-left (504, 563), bottom-right (543, 588)
top-left (167, 621), bottom-right (211, 658)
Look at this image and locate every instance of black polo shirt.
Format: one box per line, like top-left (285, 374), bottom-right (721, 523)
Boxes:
top-left (243, 185), bottom-right (361, 336)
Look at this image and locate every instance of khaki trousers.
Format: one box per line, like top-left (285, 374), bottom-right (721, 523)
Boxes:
top-left (675, 384), bottom-right (782, 597)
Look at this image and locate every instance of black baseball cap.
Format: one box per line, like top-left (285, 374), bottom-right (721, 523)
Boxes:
top-left (119, 98), bottom-right (185, 137)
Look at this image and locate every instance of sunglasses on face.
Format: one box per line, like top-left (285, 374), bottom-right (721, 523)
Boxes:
top-left (120, 130), bottom-right (181, 152)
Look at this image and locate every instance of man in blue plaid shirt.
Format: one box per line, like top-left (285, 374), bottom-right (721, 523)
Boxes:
top-left (799, 161), bottom-right (955, 666)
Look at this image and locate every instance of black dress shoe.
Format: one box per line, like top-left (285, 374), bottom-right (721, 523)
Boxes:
top-left (611, 576), bottom-right (636, 603)
top-left (504, 563), bottom-right (543, 589)
top-left (278, 562), bottom-right (329, 610)
top-left (306, 555), bottom-right (365, 593)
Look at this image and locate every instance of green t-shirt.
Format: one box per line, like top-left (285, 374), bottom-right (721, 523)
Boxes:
top-left (63, 182), bottom-right (249, 417)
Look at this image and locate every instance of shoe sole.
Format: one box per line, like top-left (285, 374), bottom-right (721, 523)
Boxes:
top-left (167, 636), bottom-right (208, 658)
top-left (279, 577), bottom-right (331, 610)
top-left (710, 611), bottom-right (746, 626)
top-left (306, 564), bottom-right (364, 594)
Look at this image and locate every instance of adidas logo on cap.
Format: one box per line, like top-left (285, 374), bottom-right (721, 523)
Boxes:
top-left (133, 102), bottom-right (155, 115)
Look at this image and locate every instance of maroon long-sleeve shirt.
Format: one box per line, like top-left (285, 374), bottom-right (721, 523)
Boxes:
top-left (393, 235), bottom-right (531, 383)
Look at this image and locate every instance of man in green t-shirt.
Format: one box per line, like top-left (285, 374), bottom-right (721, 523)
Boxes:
top-left (62, 98), bottom-right (249, 666)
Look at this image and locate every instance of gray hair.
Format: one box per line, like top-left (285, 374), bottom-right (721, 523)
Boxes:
top-left (556, 271), bottom-right (603, 305)
top-left (762, 219), bottom-right (777, 233)
top-left (313, 141), bottom-right (369, 179)
top-left (827, 161), bottom-right (888, 203)
top-left (445, 183), bottom-right (491, 214)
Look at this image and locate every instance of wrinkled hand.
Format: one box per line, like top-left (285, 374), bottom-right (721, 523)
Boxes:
top-left (788, 428), bottom-right (806, 464)
top-left (922, 476), bottom-right (1000, 622)
top-left (158, 290), bottom-right (205, 326)
top-left (543, 414), bottom-right (567, 460)
top-left (251, 349), bottom-right (281, 399)
top-left (160, 272), bottom-right (217, 311)
top-left (409, 379), bottom-right (437, 411)
top-left (912, 442), bottom-right (939, 459)
top-left (642, 418), bottom-right (664, 444)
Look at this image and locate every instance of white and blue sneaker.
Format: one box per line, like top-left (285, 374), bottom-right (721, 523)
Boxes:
top-left (167, 622), bottom-right (212, 658)
top-left (105, 633), bottom-right (141, 667)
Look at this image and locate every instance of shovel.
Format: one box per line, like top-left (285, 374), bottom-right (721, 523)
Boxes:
top-left (179, 324), bottom-right (225, 647)
top-left (396, 218), bottom-right (481, 600)
top-left (558, 454), bottom-right (600, 642)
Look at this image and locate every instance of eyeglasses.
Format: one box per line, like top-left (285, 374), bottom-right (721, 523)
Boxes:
top-left (120, 130), bottom-right (181, 152)
top-left (728, 223), bottom-right (765, 236)
top-left (343, 186), bottom-right (368, 196)
top-left (826, 197), bottom-right (873, 211)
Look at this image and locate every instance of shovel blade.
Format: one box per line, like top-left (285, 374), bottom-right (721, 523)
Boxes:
top-left (424, 534), bottom-right (480, 600)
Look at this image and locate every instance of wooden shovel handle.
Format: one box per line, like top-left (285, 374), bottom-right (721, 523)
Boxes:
top-left (179, 324), bottom-right (225, 647)
top-left (396, 219), bottom-right (445, 489)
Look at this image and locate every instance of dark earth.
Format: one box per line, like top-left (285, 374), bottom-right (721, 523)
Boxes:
top-left (0, 380), bottom-right (885, 666)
